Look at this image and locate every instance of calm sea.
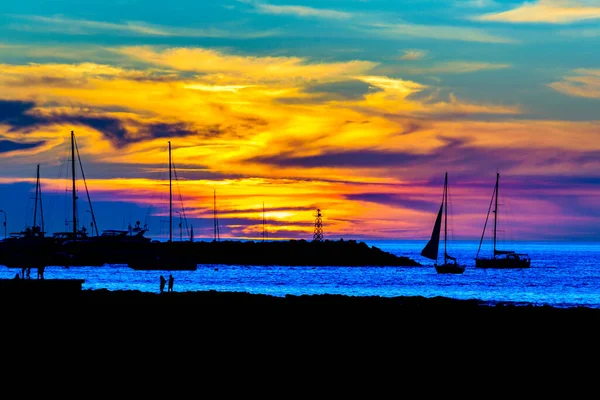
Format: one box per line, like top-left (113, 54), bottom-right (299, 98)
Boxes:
top-left (1, 240), bottom-right (599, 309)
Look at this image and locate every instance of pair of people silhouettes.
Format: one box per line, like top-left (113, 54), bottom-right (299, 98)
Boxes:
top-left (159, 274), bottom-right (174, 293)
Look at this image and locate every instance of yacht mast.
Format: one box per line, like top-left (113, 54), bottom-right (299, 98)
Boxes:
top-left (444, 172), bottom-right (447, 265)
top-left (213, 189), bottom-right (220, 241)
top-left (39, 165), bottom-right (44, 234)
top-left (262, 202), bottom-right (266, 242)
top-left (74, 136), bottom-right (99, 236)
top-left (169, 141), bottom-right (172, 243)
top-left (33, 164), bottom-right (40, 230)
top-left (71, 130), bottom-right (77, 239)
top-left (493, 172), bottom-right (499, 258)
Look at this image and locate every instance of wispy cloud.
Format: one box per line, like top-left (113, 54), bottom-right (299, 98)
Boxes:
top-left (549, 69), bottom-right (600, 98)
top-left (457, 0), bottom-right (498, 8)
top-left (240, 0), bottom-right (352, 19)
top-left (239, 1), bottom-right (514, 44)
top-left (396, 61), bottom-right (511, 75)
top-left (0, 43), bottom-right (129, 63)
top-left (119, 46), bottom-right (377, 83)
top-left (7, 14), bottom-right (276, 38)
top-left (559, 27), bottom-right (600, 37)
top-left (354, 76), bottom-right (521, 115)
top-left (399, 49), bottom-right (429, 61)
top-left (364, 22), bottom-right (516, 43)
top-left (357, 76), bottom-right (426, 95)
top-left (475, 0), bottom-right (600, 24)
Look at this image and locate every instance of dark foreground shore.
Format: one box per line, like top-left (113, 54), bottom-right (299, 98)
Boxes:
top-left (5, 288), bottom-right (600, 360)
top-left (5, 287), bottom-right (600, 322)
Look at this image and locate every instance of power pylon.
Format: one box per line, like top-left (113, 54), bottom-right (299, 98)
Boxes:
top-left (313, 208), bottom-right (323, 242)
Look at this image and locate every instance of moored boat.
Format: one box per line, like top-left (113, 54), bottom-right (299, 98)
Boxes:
top-left (475, 173), bottom-right (531, 269)
top-left (421, 172), bottom-right (465, 274)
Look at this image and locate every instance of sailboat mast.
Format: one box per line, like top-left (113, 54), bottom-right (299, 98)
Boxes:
top-left (214, 189), bottom-right (217, 241)
top-left (33, 164), bottom-right (40, 229)
top-left (262, 202), bottom-right (265, 242)
top-left (39, 165), bottom-right (44, 234)
top-left (74, 138), bottom-right (99, 236)
top-left (169, 141), bottom-right (172, 243)
top-left (493, 172), bottom-right (499, 258)
top-left (71, 130), bottom-right (77, 239)
top-left (213, 189), bottom-right (221, 241)
top-left (444, 172), bottom-right (448, 265)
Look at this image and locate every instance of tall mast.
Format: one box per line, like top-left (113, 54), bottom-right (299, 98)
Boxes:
top-left (75, 138), bottom-right (99, 236)
top-left (476, 173), bottom-right (497, 259)
top-left (444, 172), bottom-right (448, 265)
top-left (38, 165), bottom-right (44, 234)
top-left (71, 131), bottom-right (77, 239)
top-left (33, 164), bottom-right (40, 229)
top-left (213, 189), bottom-right (218, 241)
top-left (169, 141), bottom-right (172, 243)
top-left (262, 202), bottom-right (266, 242)
top-left (493, 172), bottom-right (499, 257)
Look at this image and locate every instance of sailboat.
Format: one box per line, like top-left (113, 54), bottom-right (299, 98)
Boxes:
top-left (475, 173), bottom-right (530, 269)
top-left (421, 172), bottom-right (465, 274)
top-left (0, 133), bottom-right (107, 271)
top-left (52, 131), bottom-right (96, 243)
top-left (126, 141), bottom-right (197, 271)
top-left (0, 164), bottom-right (56, 275)
top-left (56, 131), bottom-right (153, 266)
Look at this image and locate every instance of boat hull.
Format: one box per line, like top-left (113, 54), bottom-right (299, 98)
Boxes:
top-left (126, 242), bottom-right (198, 271)
top-left (435, 263), bottom-right (465, 274)
top-left (475, 257), bottom-right (530, 269)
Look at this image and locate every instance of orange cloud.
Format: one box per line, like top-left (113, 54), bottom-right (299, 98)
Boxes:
top-left (353, 76), bottom-right (520, 116)
top-left (0, 47), bottom-right (597, 240)
top-left (118, 46), bottom-right (377, 84)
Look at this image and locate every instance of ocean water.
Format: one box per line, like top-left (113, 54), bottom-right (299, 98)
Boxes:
top-left (1, 240), bottom-right (599, 309)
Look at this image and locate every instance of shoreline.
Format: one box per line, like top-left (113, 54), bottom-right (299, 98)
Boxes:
top-left (2, 278), bottom-right (598, 316)
top-left (5, 287), bottom-right (598, 312)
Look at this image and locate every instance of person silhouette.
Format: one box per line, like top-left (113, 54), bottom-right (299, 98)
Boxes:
top-left (168, 274), bottom-right (174, 292)
top-left (159, 275), bottom-right (166, 294)
top-left (38, 266), bottom-right (45, 280)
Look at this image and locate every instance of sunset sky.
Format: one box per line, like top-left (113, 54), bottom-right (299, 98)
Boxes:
top-left (0, 0), bottom-right (599, 242)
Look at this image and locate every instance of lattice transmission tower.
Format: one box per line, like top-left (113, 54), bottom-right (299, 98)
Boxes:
top-left (313, 208), bottom-right (323, 242)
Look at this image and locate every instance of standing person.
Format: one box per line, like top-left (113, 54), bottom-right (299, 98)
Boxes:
top-left (168, 274), bottom-right (174, 292)
top-left (37, 266), bottom-right (45, 280)
top-left (159, 275), bottom-right (166, 294)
